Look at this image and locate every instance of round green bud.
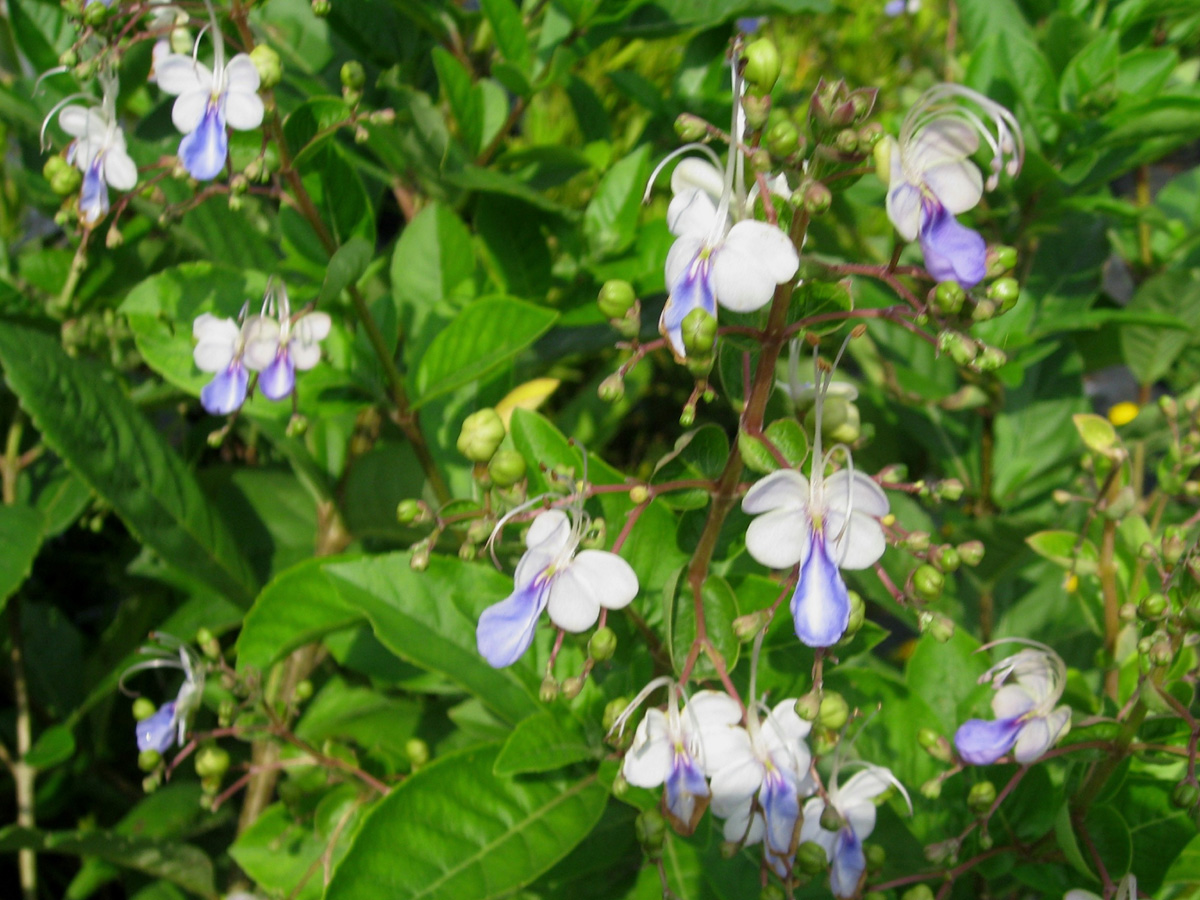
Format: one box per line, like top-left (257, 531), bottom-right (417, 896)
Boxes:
top-left (409, 541), bottom-right (431, 572)
top-left (50, 164), bottom-right (83, 197)
top-left (904, 531), bottom-right (931, 553)
top-left (742, 94), bottom-right (770, 131)
top-left (341, 60), bottom-right (366, 91)
top-left (766, 120), bottom-right (800, 157)
top-left (935, 545), bottom-right (961, 573)
top-left (681, 307), bottom-right (717, 357)
top-left (967, 780), bottom-right (997, 814)
top-left (857, 122), bottom-right (884, 150)
top-left (920, 778), bottom-right (942, 800)
top-left (749, 148), bottom-right (771, 173)
top-left (167, 25), bottom-right (192, 54)
top-left (937, 330), bottom-right (977, 367)
top-left (933, 280), bottom-right (965, 315)
top-left (602, 697), bottom-right (629, 733)
top-left (988, 277), bottom-right (1020, 312)
top-left (598, 373), bottom-right (626, 403)
top-left (1119, 602), bottom-right (1138, 623)
top-left (561, 676), bottom-right (584, 699)
top-left (396, 499), bottom-right (422, 524)
top-left (902, 885), bottom-right (935, 900)
top-left (488, 449), bottom-right (527, 487)
top-left (294, 679), bottom-right (314, 702)
top-left (588, 627), bottom-right (617, 662)
top-left (796, 840), bottom-right (828, 875)
top-left (794, 691), bottom-right (821, 722)
top-left (1139, 592), bottom-right (1168, 621)
top-left (1149, 640), bottom-right (1173, 667)
top-left (818, 691), bottom-right (850, 731)
top-left (987, 245), bottom-right (1018, 276)
top-left (194, 745), bottom-right (231, 779)
top-left (629, 485), bottom-right (649, 505)
top-left (457, 408), bottom-right (506, 462)
top-left (249, 44), bottom-right (282, 90)
top-left (804, 181), bottom-right (833, 215)
top-left (743, 38), bottom-right (781, 94)
top-left (405, 737), bottom-right (430, 767)
top-left (912, 564), bottom-right (944, 602)
top-left (674, 113), bottom-right (709, 142)
top-left (598, 279), bottom-right (636, 319)
top-left (834, 128), bottom-right (859, 155)
top-left (133, 697), bottom-right (158, 721)
top-left (820, 804), bottom-right (846, 831)
top-left (759, 886), bottom-right (785, 900)
top-left (84, 0), bottom-right (113, 26)
top-left (312, 0), bottom-right (331, 15)
top-left (975, 345), bottom-right (1008, 372)
top-left (865, 843), bottom-right (886, 872)
top-left (59, 48), bottom-right (79, 67)
top-left (923, 611), bottom-right (956, 643)
top-left (138, 749), bottom-right (162, 772)
top-left (1171, 781), bottom-right (1200, 809)
top-left (971, 298), bottom-right (997, 322)
top-left (918, 727), bottom-right (952, 763)
top-left (843, 590), bottom-right (865, 638)
top-left (957, 540), bottom-right (984, 567)
top-left (636, 808), bottom-right (666, 853)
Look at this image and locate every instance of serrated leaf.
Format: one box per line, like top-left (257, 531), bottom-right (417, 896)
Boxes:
top-left (0, 323), bottom-right (258, 606)
top-left (316, 236), bottom-right (373, 307)
top-left (325, 745), bottom-right (606, 900)
top-left (494, 711), bottom-right (596, 776)
top-left (413, 297), bottom-right (557, 407)
top-left (0, 503), bottom-right (43, 612)
top-left (583, 146), bottom-right (650, 258)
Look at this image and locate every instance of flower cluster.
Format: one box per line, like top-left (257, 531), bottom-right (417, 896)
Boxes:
top-left (193, 281), bottom-right (330, 416)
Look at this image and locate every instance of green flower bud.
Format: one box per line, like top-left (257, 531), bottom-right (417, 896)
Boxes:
top-left (457, 409), bottom-right (506, 462)
top-left (857, 122), bottom-right (883, 150)
top-left (84, 0), bottom-right (113, 26)
top-left (902, 885), bottom-right (936, 900)
top-left (602, 697), bottom-right (629, 733)
top-left (796, 840), bottom-right (828, 875)
top-left (1119, 602), bottom-right (1138, 623)
top-left (488, 449), bottom-right (527, 488)
top-left (629, 485), bottom-right (649, 505)
top-left (904, 531), bottom-right (931, 553)
top-left (987, 277), bottom-right (1020, 313)
top-left (341, 60), bottom-right (366, 91)
top-left (1148, 639), bottom-right (1173, 667)
top-left (920, 778), bottom-right (942, 800)
top-left (937, 330), bottom-right (977, 367)
top-left (1163, 532), bottom-right (1185, 567)
top-left (820, 804), bottom-right (846, 831)
top-left (1138, 593), bottom-right (1168, 621)
top-left (987, 245), bottom-right (1018, 277)
top-left (865, 843), bottom-right (886, 872)
top-left (759, 886), bottom-right (785, 900)
top-left (818, 691), bottom-right (849, 731)
top-left (133, 697), bottom-right (158, 721)
top-left (169, 26), bottom-right (192, 54)
top-left (742, 38), bottom-right (782, 94)
top-left (934, 545), bottom-right (961, 573)
top-left (679, 403), bottom-right (697, 428)
top-left (406, 737), bottom-right (430, 767)
top-left (138, 749), bottom-right (162, 772)
top-left (957, 540), bottom-right (984, 566)
top-left (974, 345), bottom-right (1007, 372)
top-left (834, 128), bottom-right (859, 155)
top-left (681, 308), bottom-right (717, 357)
top-left (912, 564), bottom-right (944, 602)
top-left (794, 691), bottom-right (821, 722)
top-left (410, 540), bottom-right (431, 572)
top-left (249, 44), bottom-right (283, 89)
top-left (766, 120), bottom-right (800, 157)
top-left (50, 164), bottom-right (83, 197)
top-left (932, 280), bottom-right (965, 315)
top-left (920, 611), bottom-right (955, 643)
top-left (194, 745), bottom-right (231, 778)
top-left (396, 498), bottom-right (423, 524)
top-left (561, 676), bottom-right (584, 699)
top-left (674, 113), bottom-right (709, 142)
top-left (59, 48), bottom-right (78, 67)
top-left (968, 780), bottom-right (997, 814)
top-left (742, 94), bottom-right (770, 131)
top-left (1171, 781), bottom-right (1200, 809)
top-left (588, 627), bottom-right (617, 662)
top-left (842, 590), bottom-right (865, 638)
top-left (924, 839), bottom-right (957, 864)
top-left (312, 0), bottom-right (331, 15)
top-left (370, 108), bottom-right (396, 126)
top-left (597, 373), bottom-right (625, 403)
top-left (733, 609), bottom-right (771, 642)
top-left (539, 677), bottom-right (558, 703)
top-left (971, 298), bottom-right (997, 322)
top-left (636, 808), bottom-right (666, 855)
top-left (598, 279), bottom-right (636, 319)
top-left (918, 727), bottom-right (953, 763)
top-left (804, 181), bottom-right (833, 215)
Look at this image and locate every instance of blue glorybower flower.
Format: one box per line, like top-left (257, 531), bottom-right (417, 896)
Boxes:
top-left (241, 281), bottom-right (332, 402)
top-left (880, 84), bottom-right (1023, 287)
top-left (955, 642), bottom-right (1071, 765)
top-left (123, 637), bottom-right (205, 754)
top-left (155, 26), bottom-right (263, 180)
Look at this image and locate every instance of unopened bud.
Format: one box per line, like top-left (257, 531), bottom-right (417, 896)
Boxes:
top-left (904, 531), bottom-right (931, 553)
top-left (1149, 640), bottom-right (1173, 667)
top-left (834, 128), bottom-right (859, 155)
top-left (602, 697), bottom-right (629, 733)
top-left (341, 60), bottom-right (366, 91)
top-left (796, 840), bottom-right (828, 875)
top-left (918, 727), bottom-right (953, 762)
top-left (194, 745), bottom-right (231, 778)
top-left (679, 403), bottom-right (696, 428)
top-left (539, 677), bottom-right (559, 702)
top-left (732, 609), bottom-right (770, 642)
top-left (742, 94), bottom-right (770, 131)
top-left (312, 0), bottom-right (331, 15)
top-left (250, 44), bottom-right (284, 89)
top-left (588, 627), bottom-right (617, 662)
top-left (912, 564), bottom-right (944, 602)
top-left (842, 590), bottom-right (865, 638)
top-left (934, 545), bottom-right (961, 573)
top-left (629, 485), bottom-right (649, 504)
top-left (598, 279), bottom-right (636, 319)
top-left (1104, 485), bottom-right (1136, 520)
top-left (794, 691), bottom-right (821, 721)
top-left (865, 843), bottom-right (886, 872)
top-left (987, 277), bottom-right (1020, 313)
top-left (818, 691), bottom-right (849, 730)
top-left (406, 737), bottom-right (430, 767)
top-left (967, 780), bottom-right (997, 814)
top-left (294, 679), bottom-right (314, 702)
top-left (396, 498), bottom-right (425, 524)
top-left (971, 299), bottom-right (997, 322)
top-left (84, 0), bottom-right (113, 26)
top-left (196, 627), bottom-right (221, 659)
top-left (932, 281), bottom-right (965, 315)
top-left (921, 610), bottom-right (955, 642)
top-left (1163, 532), bottom-right (1185, 567)
top-left (986, 245), bottom-right (1018, 277)
top-left (370, 108), bottom-right (396, 126)
top-left (975, 345), bottom-right (1007, 372)
top-left (488, 449), bottom-right (527, 487)
top-left (410, 540), bottom-right (431, 571)
top-left (561, 676), bottom-right (584, 699)
top-left (674, 113), bottom-right (708, 142)
top-left (636, 809), bottom-right (666, 855)
top-left (766, 120), bottom-right (800, 157)
top-left (820, 804), bottom-right (846, 831)
top-left (133, 698), bottom-right (158, 721)
top-left (138, 749), bottom-right (162, 772)
top-left (681, 307), bottom-right (717, 357)
top-left (937, 330), bottom-right (977, 367)
top-left (759, 886), bottom-right (785, 900)
top-left (920, 778), bottom-right (942, 800)
top-left (957, 540), bottom-right (984, 566)
top-left (742, 38), bottom-right (782, 94)
top-left (598, 373), bottom-right (625, 403)
top-left (1172, 781), bottom-right (1200, 809)
top-left (457, 408), bottom-right (506, 462)
top-left (902, 885), bottom-right (936, 900)
top-left (936, 479), bottom-right (964, 502)
top-left (804, 181), bottom-right (832, 215)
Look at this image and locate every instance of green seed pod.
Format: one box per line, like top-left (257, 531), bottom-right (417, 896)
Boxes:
top-left (457, 408), bottom-right (506, 462)
top-left (1139, 592), bottom-right (1168, 621)
top-left (742, 38), bottom-right (781, 94)
top-left (194, 745), bottom-right (231, 779)
top-left (967, 780), bottom-right (997, 814)
top-left (598, 279), bottom-right (637, 319)
top-left (249, 44), bottom-right (283, 89)
top-left (932, 280), bottom-right (965, 315)
top-left (818, 691), bottom-right (850, 731)
top-left (912, 564), bottom-right (944, 602)
top-left (796, 840), bottom-right (828, 875)
top-left (405, 737), bottom-right (430, 767)
top-left (138, 749), bottom-right (162, 772)
top-left (588, 627), bottom-right (617, 662)
top-left (133, 697), bottom-right (158, 721)
top-left (488, 449), bottom-right (527, 488)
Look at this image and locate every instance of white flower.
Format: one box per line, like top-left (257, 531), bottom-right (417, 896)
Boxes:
top-left (954, 642), bottom-right (1071, 765)
top-left (799, 764), bottom-right (911, 898)
top-left (56, 103), bottom-right (137, 225)
top-left (881, 84), bottom-right (1022, 287)
top-left (123, 637), bottom-right (205, 754)
top-left (241, 282), bottom-right (331, 401)
top-left (476, 506), bottom-right (638, 668)
top-left (193, 312), bottom-right (251, 415)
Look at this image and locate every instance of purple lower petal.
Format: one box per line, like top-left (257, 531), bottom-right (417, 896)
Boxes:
top-left (884, 0), bottom-right (906, 15)
top-left (664, 750), bottom-right (709, 826)
top-left (258, 352), bottom-right (295, 401)
top-left (79, 159), bottom-right (109, 225)
top-left (954, 716), bottom-right (1023, 765)
top-left (830, 827), bottom-right (866, 898)
top-left (137, 701), bottom-right (178, 753)
top-left (476, 574), bottom-right (551, 667)
top-left (791, 532), bottom-right (851, 647)
top-left (919, 201), bottom-right (986, 288)
top-left (178, 101), bottom-right (228, 181)
top-left (660, 254), bottom-right (716, 359)
top-left (200, 363), bottom-right (248, 415)
top-left (760, 765), bottom-right (800, 858)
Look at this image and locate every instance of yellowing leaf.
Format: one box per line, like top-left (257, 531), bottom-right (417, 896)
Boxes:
top-left (495, 378), bottom-right (560, 427)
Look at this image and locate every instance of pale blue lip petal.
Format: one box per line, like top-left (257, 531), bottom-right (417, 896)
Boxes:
top-left (136, 701), bottom-right (178, 753)
top-left (476, 575), bottom-right (551, 668)
top-left (954, 715), bottom-right (1023, 765)
top-left (918, 201), bottom-right (986, 287)
top-left (791, 532), bottom-right (851, 648)
top-left (200, 363), bottom-right (248, 415)
top-left (258, 352), bottom-right (295, 401)
top-left (79, 159), bottom-right (109, 225)
top-left (664, 750), bottom-right (709, 826)
top-left (830, 826), bottom-right (866, 898)
top-left (884, 0), bottom-right (906, 15)
top-left (660, 255), bottom-right (716, 359)
top-left (760, 766), bottom-right (800, 858)
top-left (178, 100), bottom-right (228, 181)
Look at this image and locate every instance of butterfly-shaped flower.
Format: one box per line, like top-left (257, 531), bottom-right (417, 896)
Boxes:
top-left (123, 637), bottom-right (205, 754)
top-left (242, 283), bottom-right (331, 401)
top-left (53, 82), bottom-right (138, 226)
top-left (881, 84), bottom-right (1022, 287)
top-left (954, 642), bottom-right (1071, 765)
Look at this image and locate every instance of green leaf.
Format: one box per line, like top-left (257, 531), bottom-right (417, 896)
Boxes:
top-left (1120, 268), bottom-right (1200, 385)
top-left (0, 503), bottom-right (43, 612)
top-left (480, 0), bottom-right (532, 75)
top-left (0, 323), bottom-right (258, 605)
top-left (476, 199), bottom-right (552, 300)
top-left (282, 96), bottom-right (353, 167)
top-left (316, 236), bottom-right (373, 308)
top-left (325, 745), bottom-right (607, 900)
top-left (904, 629), bottom-right (988, 734)
top-left (413, 297), bottom-right (558, 407)
top-left (652, 425), bottom-right (728, 510)
top-left (432, 47), bottom-right (482, 153)
top-left (0, 826), bottom-right (217, 899)
top-left (236, 557), bottom-right (363, 674)
top-left (1027, 530), bottom-right (1099, 571)
top-left (494, 711), bottom-right (597, 776)
top-left (324, 553), bottom-right (541, 725)
top-left (296, 677), bottom-right (421, 769)
top-left (24, 723), bottom-right (74, 770)
top-left (583, 145), bottom-right (650, 258)
top-left (667, 571), bottom-right (740, 679)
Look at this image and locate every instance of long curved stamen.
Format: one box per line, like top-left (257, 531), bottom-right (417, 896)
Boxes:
top-left (643, 143), bottom-right (724, 203)
top-left (201, 0), bottom-right (224, 80)
top-left (40, 92), bottom-right (96, 151)
top-left (609, 675), bottom-right (675, 737)
top-left (704, 53), bottom-right (745, 249)
top-left (485, 492), bottom-right (553, 567)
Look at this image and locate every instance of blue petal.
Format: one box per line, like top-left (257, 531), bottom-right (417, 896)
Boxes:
top-left (791, 531), bottom-right (851, 647)
top-left (883, 0), bottom-right (906, 15)
top-left (919, 201), bottom-right (987, 288)
top-left (660, 255), bottom-right (716, 359)
top-left (830, 826), bottom-right (866, 898)
top-left (664, 750), bottom-right (709, 827)
top-left (136, 701), bottom-right (178, 753)
top-left (761, 766), bottom-right (800, 858)
top-left (178, 100), bottom-right (228, 181)
top-left (79, 159), bottom-right (109, 225)
top-left (737, 16), bottom-right (764, 32)
top-left (200, 363), bottom-right (248, 415)
top-left (258, 352), bottom-right (295, 401)
top-left (476, 574), bottom-right (551, 668)
top-left (954, 716), bottom-right (1023, 765)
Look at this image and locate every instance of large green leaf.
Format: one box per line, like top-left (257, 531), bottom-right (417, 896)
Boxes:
top-left (0, 503), bottom-right (43, 613)
top-left (1119, 268), bottom-right (1200, 385)
top-left (325, 744), bottom-right (607, 900)
top-left (494, 711), bottom-right (597, 776)
top-left (412, 297), bottom-right (557, 407)
top-left (0, 323), bottom-right (258, 605)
